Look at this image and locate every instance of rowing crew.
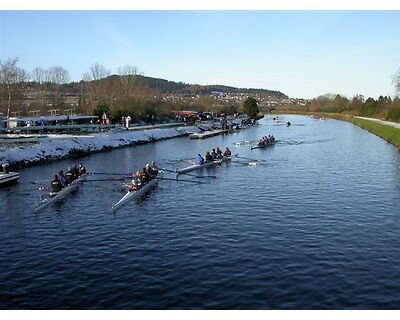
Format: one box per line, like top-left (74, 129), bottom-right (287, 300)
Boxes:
top-left (51, 163), bottom-right (87, 193)
top-left (195, 147), bottom-right (232, 165)
top-left (258, 135), bottom-right (275, 145)
top-left (130, 161), bottom-right (159, 191)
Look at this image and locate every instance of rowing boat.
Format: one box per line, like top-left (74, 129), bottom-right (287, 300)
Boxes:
top-left (0, 172), bottom-right (20, 187)
top-left (112, 176), bottom-right (160, 210)
top-left (251, 141), bottom-right (276, 150)
top-left (176, 155), bottom-right (236, 174)
top-left (34, 174), bottom-right (87, 212)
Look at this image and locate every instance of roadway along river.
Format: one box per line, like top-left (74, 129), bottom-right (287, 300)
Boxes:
top-left (1, 115), bottom-right (400, 309)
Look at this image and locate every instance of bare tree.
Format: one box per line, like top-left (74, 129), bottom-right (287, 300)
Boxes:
top-left (0, 57), bottom-right (29, 118)
top-left (46, 66), bottom-right (71, 110)
top-left (118, 65), bottom-right (140, 96)
top-left (31, 67), bottom-right (51, 114)
top-left (49, 66), bottom-right (70, 85)
top-left (81, 63), bottom-right (111, 113)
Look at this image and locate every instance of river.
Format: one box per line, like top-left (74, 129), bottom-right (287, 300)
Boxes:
top-left (1, 115), bottom-right (400, 309)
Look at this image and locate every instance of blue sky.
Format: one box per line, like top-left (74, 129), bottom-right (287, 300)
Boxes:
top-left (0, 11), bottom-right (399, 98)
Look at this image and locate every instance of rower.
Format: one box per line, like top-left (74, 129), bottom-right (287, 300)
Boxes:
top-left (71, 164), bottom-right (79, 180)
top-left (211, 148), bottom-right (217, 160)
top-left (216, 148), bottom-right (223, 159)
top-left (195, 154), bottom-right (204, 165)
top-left (139, 167), bottom-right (149, 183)
top-left (150, 161), bottom-right (159, 175)
top-left (51, 175), bottom-right (63, 193)
top-left (130, 174), bottom-right (142, 191)
top-left (78, 163), bottom-right (87, 175)
top-left (58, 170), bottom-right (67, 187)
top-left (65, 167), bottom-right (74, 184)
top-left (145, 164), bottom-right (155, 178)
top-left (205, 151), bottom-right (213, 163)
top-left (223, 147), bottom-right (232, 157)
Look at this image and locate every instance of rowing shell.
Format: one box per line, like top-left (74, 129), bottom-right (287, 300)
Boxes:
top-left (34, 174), bottom-right (87, 212)
top-left (176, 155), bottom-right (235, 174)
top-left (112, 177), bottom-right (159, 210)
top-left (251, 141), bottom-right (276, 150)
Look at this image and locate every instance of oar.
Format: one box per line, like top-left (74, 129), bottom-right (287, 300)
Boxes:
top-left (86, 177), bottom-right (127, 182)
top-left (31, 179), bottom-right (52, 184)
top-left (158, 177), bottom-right (204, 184)
top-left (160, 168), bottom-right (217, 179)
top-left (90, 172), bottom-right (132, 176)
top-left (235, 156), bottom-right (267, 163)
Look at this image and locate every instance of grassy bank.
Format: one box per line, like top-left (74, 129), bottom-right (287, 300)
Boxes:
top-left (272, 111), bottom-right (400, 149)
top-left (347, 117), bottom-right (400, 149)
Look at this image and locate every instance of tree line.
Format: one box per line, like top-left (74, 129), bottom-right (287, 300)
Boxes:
top-left (278, 68), bottom-right (400, 122)
top-left (281, 93), bottom-right (400, 122)
top-left (0, 57), bottom-right (286, 123)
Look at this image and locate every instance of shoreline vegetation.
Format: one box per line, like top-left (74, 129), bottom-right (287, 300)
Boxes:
top-left (274, 110), bottom-right (400, 149)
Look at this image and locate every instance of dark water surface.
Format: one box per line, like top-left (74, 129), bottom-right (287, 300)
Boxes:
top-left (1, 115), bottom-right (400, 309)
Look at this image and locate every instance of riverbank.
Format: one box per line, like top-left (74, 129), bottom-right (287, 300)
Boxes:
top-left (0, 126), bottom-right (200, 169)
top-left (273, 110), bottom-right (400, 149)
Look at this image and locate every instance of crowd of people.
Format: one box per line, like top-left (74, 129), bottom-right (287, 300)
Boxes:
top-left (51, 163), bottom-right (87, 193)
top-left (195, 147), bottom-right (232, 165)
top-left (258, 135), bottom-right (276, 145)
top-left (130, 161), bottom-right (159, 191)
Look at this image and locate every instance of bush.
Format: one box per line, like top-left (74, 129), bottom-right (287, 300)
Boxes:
top-left (385, 107), bottom-right (400, 122)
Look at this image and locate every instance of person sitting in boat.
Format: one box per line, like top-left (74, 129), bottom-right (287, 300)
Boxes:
top-left (223, 147), bottom-right (232, 157)
top-left (139, 167), bottom-right (150, 183)
top-left (287, 121), bottom-right (291, 126)
top-left (211, 148), bottom-right (217, 160)
top-left (71, 164), bottom-right (79, 180)
top-left (78, 163), bottom-right (87, 175)
top-left (216, 148), bottom-right (223, 159)
top-left (150, 161), bottom-right (159, 175)
top-left (195, 154), bottom-right (204, 165)
top-left (145, 164), bottom-right (155, 179)
top-left (51, 175), bottom-right (63, 193)
top-left (58, 170), bottom-right (67, 187)
top-left (65, 167), bottom-right (74, 185)
top-left (130, 174), bottom-right (142, 191)
top-left (205, 151), bottom-right (213, 163)
top-left (271, 135), bottom-right (275, 142)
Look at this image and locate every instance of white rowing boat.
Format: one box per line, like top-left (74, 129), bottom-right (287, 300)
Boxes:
top-left (0, 171), bottom-right (20, 187)
top-left (176, 155), bottom-right (236, 174)
top-left (112, 176), bottom-right (160, 210)
top-left (34, 174), bottom-right (87, 212)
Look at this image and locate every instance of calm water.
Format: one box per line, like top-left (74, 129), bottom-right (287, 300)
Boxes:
top-left (1, 115), bottom-right (400, 309)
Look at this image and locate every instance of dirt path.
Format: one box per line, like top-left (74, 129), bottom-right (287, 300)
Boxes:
top-left (354, 117), bottom-right (400, 129)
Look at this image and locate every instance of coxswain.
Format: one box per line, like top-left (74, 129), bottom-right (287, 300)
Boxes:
top-left (195, 154), bottom-right (204, 165)
top-left (216, 148), bottom-right (223, 159)
top-left (150, 161), bottom-right (159, 175)
top-left (205, 151), bottom-right (213, 163)
top-left (211, 148), bottom-right (217, 160)
top-left (51, 175), bottom-right (63, 193)
top-left (223, 147), bottom-right (232, 157)
top-left (58, 170), bottom-right (67, 187)
top-left (78, 163), bottom-right (87, 175)
top-left (65, 167), bottom-right (74, 185)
